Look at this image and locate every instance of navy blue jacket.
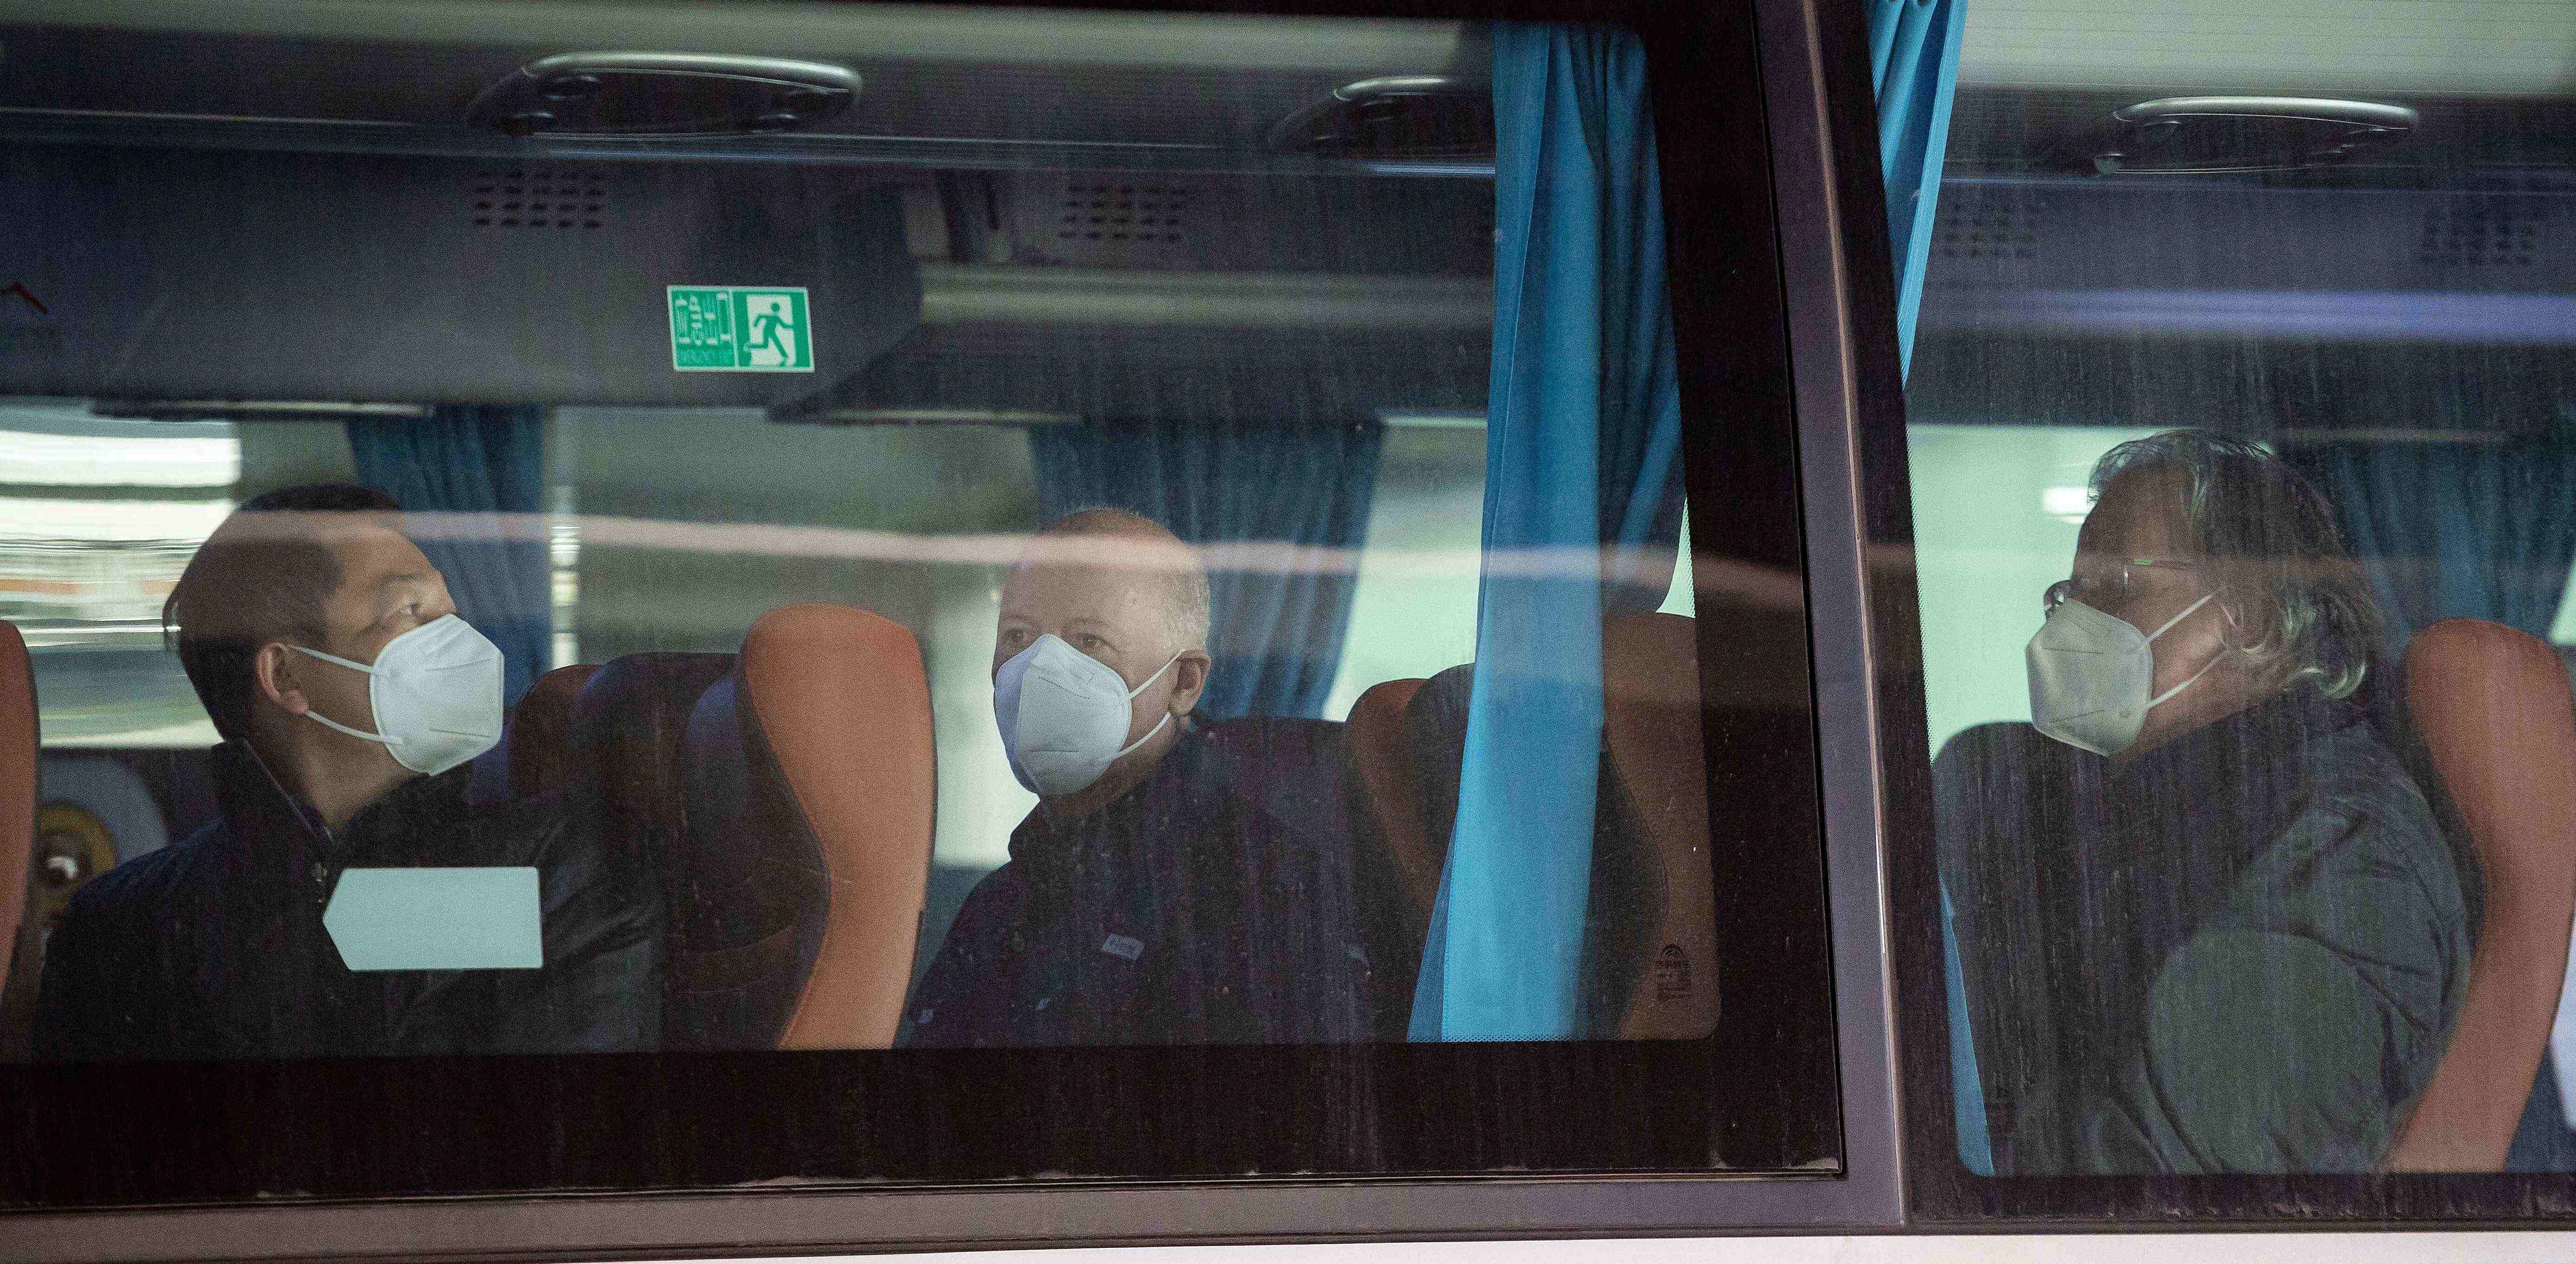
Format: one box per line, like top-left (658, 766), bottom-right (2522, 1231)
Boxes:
top-left (904, 725), bottom-right (1376, 1047)
top-left (34, 742), bottom-right (662, 1060)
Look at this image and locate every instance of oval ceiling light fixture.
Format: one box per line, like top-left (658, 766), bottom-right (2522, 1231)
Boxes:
top-left (466, 52), bottom-right (859, 139)
top-left (1269, 74), bottom-right (1492, 161)
top-left (2088, 96), bottom-right (2418, 175)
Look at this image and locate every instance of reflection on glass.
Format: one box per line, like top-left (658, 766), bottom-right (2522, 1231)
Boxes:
top-left (0, 8), bottom-right (1723, 1067)
top-left (1911, 2), bottom-right (2576, 1175)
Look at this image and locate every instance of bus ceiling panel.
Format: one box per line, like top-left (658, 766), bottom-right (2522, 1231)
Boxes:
top-left (1916, 182), bottom-right (2576, 344)
top-left (0, 0), bottom-right (1479, 75)
top-left (779, 320), bottom-right (1493, 426)
top-left (1943, 88), bottom-right (2576, 184)
top-left (0, 9), bottom-right (1487, 161)
top-left (976, 172), bottom-right (1493, 276)
top-left (0, 147), bottom-right (1492, 410)
top-left (1957, 0), bottom-right (2576, 97)
top-left (1904, 333), bottom-right (2576, 440)
top-left (0, 147), bottom-right (923, 408)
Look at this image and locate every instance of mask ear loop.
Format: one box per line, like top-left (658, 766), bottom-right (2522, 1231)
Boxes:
top-left (1110, 653), bottom-right (1186, 759)
top-left (284, 644), bottom-right (401, 747)
top-left (2143, 588), bottom-right (2232, 710)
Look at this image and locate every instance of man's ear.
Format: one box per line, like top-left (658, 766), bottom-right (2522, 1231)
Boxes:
top-left (1168, 649), bottom-right (1213, 717)
top-left (253, 642), bottom-right (313, 718)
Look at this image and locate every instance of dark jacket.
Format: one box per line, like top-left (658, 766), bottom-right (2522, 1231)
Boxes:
top-left (34, 742), bottom-right (662, 1060)
top-left (1939, 691), bottom-right (2467, 1174)
top-left (903, 726), bottom-right (1375, 1047)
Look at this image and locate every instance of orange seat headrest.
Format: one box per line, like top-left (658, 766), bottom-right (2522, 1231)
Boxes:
top-left (737, 603), bottom-right (935, 1050)
top-left (2388, 618), bottom-right (2576, 1170)
top-left (0, 622), bottom-right (33, 990)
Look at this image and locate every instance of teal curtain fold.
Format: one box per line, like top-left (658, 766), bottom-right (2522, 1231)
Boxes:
top-left (1872, 0), bottom-right (1966, 377)
top-left (1411, 22), bottom-right (1685, 1041)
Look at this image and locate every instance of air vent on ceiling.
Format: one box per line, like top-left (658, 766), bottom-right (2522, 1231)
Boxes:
top-left (1055, 180), bottom-right (1191, 247)
top-left (466, 52), bottom-right (859, 139)
top-left (1933, 188), bottom-right (2046, 263)
top-left (468, 165), bottom-right (617, 230)
top-left (2418, 198), bottom-right (2551, 268)
top-left (1003, 173), bottom-right (1212, 268)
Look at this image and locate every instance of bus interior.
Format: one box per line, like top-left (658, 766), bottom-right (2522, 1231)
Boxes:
top-left (0, 6), bottom-right (1732, 1065)
top-left (1910, 14), bottom-right (2576, 1181)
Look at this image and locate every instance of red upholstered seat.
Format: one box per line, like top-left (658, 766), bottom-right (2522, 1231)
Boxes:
top-left (569, 606), bottom-right (935, 1051)
top-left (2386, 618), bottom-right (2576, 1170)
top-left (0, 622), bottom-right (35, 1005)
top-left (1335, 613), bottom-right (1722, 1039)
top-left (733, 603), bottom-right (935, 1048)
top-left (1599, 613), bottom-right (1720, 1039)
top-left (1345, 677), bottom-right (1434, 936)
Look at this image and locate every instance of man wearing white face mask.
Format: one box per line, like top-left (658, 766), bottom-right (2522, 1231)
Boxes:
top-left (1943, 431), bottom-right (2465, 1175)
top-left (35, 484), bottom-right (661, 1061)
top-left (903, 508), bottom-right (1375, 1047)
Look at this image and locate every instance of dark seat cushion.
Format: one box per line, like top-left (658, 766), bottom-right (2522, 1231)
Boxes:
top-left (1197, 715), bottom-right (1412, 1041)
top-left (671, 672), bottom-right (833, 1051)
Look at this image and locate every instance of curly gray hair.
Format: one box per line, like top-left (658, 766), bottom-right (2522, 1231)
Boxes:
top-left (2090, 429), bottom-right (2381, 699)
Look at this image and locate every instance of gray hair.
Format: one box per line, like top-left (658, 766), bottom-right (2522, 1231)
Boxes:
top-left (2090, 429), bottom-right (2380, 700)
top-left (1030, 507), bottom-right (1213, 656)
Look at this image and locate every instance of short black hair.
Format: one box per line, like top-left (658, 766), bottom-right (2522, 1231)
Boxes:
top-left (165, 483), bottom-right (403, 739)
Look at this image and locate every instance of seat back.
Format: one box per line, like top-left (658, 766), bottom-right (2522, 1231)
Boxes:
top-left (2386, 618), bottom-right (2576, 1171)
top-left (0, 621), bottom-right (35, 1005)
top-left (1599, 613), bottom-right (1721, 1039)
top-left (1199, 713), bottom-right (1412, 1040)
top-left (1344, 617), bottom-right (1723, 1038)
top-left (1345, 677), bottom-right (1434, 933)
top-left (572, 652), bottom-right (734, 863)
top-left (684, 605), bottom-right (935, 1050)
top-left (505, 663), bottom-right (597, 799)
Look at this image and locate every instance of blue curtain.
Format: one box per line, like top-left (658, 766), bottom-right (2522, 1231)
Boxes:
top-left (345, 405), bottom-right (551, 708)
top-left (1028, 420), bottom-right (1383, 721)
top-left (2292, 443), bottom-right (2576, 654)
top-left (1410, 23), bottom-right (1686, 1042)
top-left (1871, 0), bottom-right (1965, 378)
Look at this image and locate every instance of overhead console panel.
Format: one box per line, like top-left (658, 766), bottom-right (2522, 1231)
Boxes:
top-left (0, 146), bottom-right (922, 406)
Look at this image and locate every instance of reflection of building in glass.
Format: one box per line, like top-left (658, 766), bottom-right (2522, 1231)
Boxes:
top-left (0, 402), bottom-right (238, 745)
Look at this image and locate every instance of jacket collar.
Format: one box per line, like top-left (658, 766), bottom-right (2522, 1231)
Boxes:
top-left (205, 739), bottom-right (473, 876)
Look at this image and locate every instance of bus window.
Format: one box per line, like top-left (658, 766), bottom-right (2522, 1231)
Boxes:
top-left (0, 0), bottom-right (1833, 1216)
top-left (1888, 0), bottom-right (2576, 1219)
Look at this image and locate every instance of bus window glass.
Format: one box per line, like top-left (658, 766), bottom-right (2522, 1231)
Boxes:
top-left (1897, 0), bottom-right (2576, 1194)
top-left (0, 4), bottom-right (1827, 1204)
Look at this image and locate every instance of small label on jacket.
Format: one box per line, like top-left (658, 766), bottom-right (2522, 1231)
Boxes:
top-left (1101, 934), bottom-right (1145, 961)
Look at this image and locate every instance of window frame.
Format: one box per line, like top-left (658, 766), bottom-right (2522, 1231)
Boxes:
top-left (0, 0), bottom-right (1911, 1251)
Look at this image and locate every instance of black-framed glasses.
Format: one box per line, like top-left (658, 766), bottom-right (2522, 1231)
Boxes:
top-left (2041, 556), bottom-right (2200, 614)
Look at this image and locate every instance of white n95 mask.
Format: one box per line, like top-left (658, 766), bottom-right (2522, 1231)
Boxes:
top-left (2025, 591), bottom-right (2223, 757)
top-left (291, 614), bottom-right (506, 776)
top-left (993, 633), bottom-right (1179, 797)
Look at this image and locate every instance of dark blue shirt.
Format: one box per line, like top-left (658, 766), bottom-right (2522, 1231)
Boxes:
top-left (1940, 692), bottom-right (2466, 1173)
top-left (904, 726), bottom-right (1375, 1047)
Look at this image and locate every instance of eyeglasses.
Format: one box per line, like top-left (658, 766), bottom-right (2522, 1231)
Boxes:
top-left (2042, 556), bottom-right (2200, 615)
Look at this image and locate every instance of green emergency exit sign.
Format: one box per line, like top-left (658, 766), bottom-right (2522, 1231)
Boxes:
top-left (667, 285), bottom-right (814, 372)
